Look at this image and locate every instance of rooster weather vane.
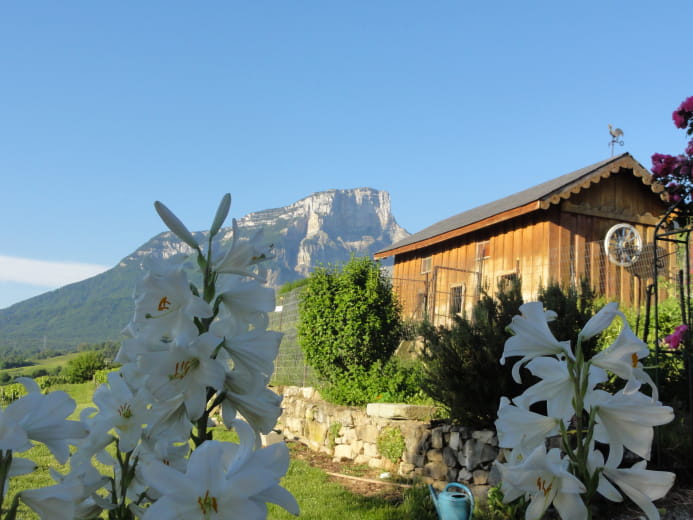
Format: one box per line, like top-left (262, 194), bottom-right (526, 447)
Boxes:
top-left (608, 124), bottom-right (624, 156)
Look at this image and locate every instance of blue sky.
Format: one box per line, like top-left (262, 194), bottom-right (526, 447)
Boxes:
top-left (1, 1), bottom-right (692, 309)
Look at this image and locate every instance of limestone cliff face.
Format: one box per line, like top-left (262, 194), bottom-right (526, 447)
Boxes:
top-left (233, 187), bottom-right (409, 286)
top-left (121, 187), bottom-right (409, 288)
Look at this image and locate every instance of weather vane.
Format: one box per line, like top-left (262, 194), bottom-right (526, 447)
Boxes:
top-left (608, 124), bottom-right (624, 156)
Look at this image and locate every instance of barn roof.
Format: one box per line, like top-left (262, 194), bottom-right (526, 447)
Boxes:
top-left (375, 153), bottom-right (663, 258)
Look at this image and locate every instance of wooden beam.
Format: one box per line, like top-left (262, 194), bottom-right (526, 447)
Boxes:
top-left (561, 201), bottom-right (660, 225)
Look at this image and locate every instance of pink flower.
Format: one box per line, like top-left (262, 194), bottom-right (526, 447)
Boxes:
top-left (673, 96), bottom-right (693, 129)
top-left (651, 153), bottom-right (679, 178)
top-left (686, 140), bottom-right (693, 157)
top-left (673, 110), bottom-right (687, 129)
top-left (680, 96), bottom-right (693, 113)
top-left (664, 324), bottom-right (688, 350)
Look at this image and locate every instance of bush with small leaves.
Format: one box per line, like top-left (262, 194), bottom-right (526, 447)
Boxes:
top-left (298, 256), bottom-right (402, 384)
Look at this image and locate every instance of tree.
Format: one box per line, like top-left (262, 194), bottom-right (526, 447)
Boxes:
top-left (420, 277), bottom-right (599, 428)
top-left (65, 350), bottom-right (106, 383)
top-left (298, 256), bottom-right (403, 383)
top-left (419, 277), bottom-right (525, 428)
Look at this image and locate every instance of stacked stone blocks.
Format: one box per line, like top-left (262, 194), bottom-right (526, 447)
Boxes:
top-left (275, 386), bottom-right (501, 491)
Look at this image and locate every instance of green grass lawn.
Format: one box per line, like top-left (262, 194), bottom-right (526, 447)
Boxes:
top-left (268, 460), bottom-right (438, 520)
top-left (2, 382), bottom-right (446, 519)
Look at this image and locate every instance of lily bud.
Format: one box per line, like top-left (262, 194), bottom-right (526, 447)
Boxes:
top-left (154, 201), bottom-right (200, 251)
top-left (210, 193), bottom-right (231, 238)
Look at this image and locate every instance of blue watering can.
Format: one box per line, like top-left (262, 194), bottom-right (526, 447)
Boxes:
top-left (429, 482), bottom-right (474, 520)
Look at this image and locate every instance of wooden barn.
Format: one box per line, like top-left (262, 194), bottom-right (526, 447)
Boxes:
top-left (375, 153), bottom-right (675, 325)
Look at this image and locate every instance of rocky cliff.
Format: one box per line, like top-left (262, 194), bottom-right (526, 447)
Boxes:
top-left (234, 187), bottom-right (408, 285)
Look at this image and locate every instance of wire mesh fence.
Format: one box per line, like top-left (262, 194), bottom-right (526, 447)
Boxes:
top-left (392, 239), bottom-right (685, 328)
top-left (269, 289), bottom-right (319, 387)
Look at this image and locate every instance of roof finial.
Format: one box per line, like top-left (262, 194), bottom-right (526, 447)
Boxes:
top-left (608, 124), bottom-right (624, 156)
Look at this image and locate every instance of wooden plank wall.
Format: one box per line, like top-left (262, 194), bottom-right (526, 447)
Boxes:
top-left (391, 209), bottom-right (672, 323)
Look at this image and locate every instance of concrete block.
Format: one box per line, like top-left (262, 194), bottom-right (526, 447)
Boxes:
top-left (333, 444), bottom-right (353, 460)
top-left (366, 403), bottom-right (437, 420)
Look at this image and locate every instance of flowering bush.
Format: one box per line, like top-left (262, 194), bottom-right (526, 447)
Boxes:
top-left (664, 323), bottom-right (689, 350)
top-left (651, 95), bottom-right (693, 204)
top-left (0, 194), bottom-right (298, 519)
top-left (495, 302), bottom-right (675, 520)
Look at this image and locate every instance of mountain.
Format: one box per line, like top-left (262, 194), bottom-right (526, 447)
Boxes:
top-left (0, 188), bottom-right (409, 352)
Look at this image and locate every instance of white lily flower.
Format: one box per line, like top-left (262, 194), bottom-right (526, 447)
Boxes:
top-left (135, 435), bottom-right (190, 480)
top-left (225, 420), bottom-right (298, 516)
top-left (139, 332), bottom-right (226, 421)
top-left (68, 406), bottom-right (116, 470)
top-left (588, 448), bottom-right (675, 520)
top-left (47, 461), bottom-right (110, 520)
top-left (513, 357), bottom-right (607, 423)
top-left (154, 200), bottom-right (200, 251)
top-left (145, 394), bottom-right (194, 443)
top-left (141, 422), bottom-right (298, 519)
top-left (0, 410), bottom-right (31, 453)
top-left (0, 454), bottom-right (36, 494)
top-left (126, 256), bottom-right (212, 347)
top-left (590, 317), bottom-right (657, 399)
top-left (211, 276), bottom-right (275, 335)
top-left (221, 329), bottom-right (282, 382)
top-left (4, 379), bottom-right (87, 464)
top-left (587, 389), bottom-right (674, 460)
top-left (20, 479), bottom-right (84, 520)
top-left (500, 444), bottom-right (587, 520)
top-left (91, 372), bottom-right (151, 452)
top-left (494, 442), bottom-right (537, 504)
top-left (495, 397), bottom-right (559, 452)
top-left (502, 302), bottom-right (574, 383)
top-left (214, 220), bottom-right (274, 279)
top-left (604, 462), bottom-right (675, 520)
top-left (8, 456), bottom-right (36, 477)
top-left (222, 374), bottom-right (283, 435)
top-left (114, 334), bottom-right (166, 366)
top-left (579, 301), bottom-right (621, 340)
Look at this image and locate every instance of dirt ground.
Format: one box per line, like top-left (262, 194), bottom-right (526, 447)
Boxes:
top-left (288, 441), bottom-right (408, 504)
top-left (288, 441), bottom-right (693, 519)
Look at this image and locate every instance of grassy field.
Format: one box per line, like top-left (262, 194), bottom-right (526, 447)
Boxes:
top-left (0, 352), bottom-right (82, 381)
top-left (3, 382), bottom-right (449, 519)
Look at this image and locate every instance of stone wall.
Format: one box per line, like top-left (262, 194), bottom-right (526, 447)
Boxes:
top-left (274, 386), bottom-right (501, 491)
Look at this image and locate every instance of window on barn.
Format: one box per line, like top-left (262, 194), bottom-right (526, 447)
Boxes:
top-left (421, 256), bottom-right (432, 274)
top-left (498, 272), bottom-right (518, 289)
top-left (449, 284), bottom-right (465, 316)
top-left (476, 241), bottom-right (490, 261)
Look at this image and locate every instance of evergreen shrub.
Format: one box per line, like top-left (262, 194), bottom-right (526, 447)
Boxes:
top-left (420, 278), bottom-right (598, 428)
top-left (419, 277), bottom-right (525, 428)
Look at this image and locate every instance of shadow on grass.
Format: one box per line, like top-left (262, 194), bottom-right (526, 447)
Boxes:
top-left (269, 459), bottom-right (437, 520)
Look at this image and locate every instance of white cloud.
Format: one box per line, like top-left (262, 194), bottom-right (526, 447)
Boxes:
top-left (0, 255), bottom-right (110, 287)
